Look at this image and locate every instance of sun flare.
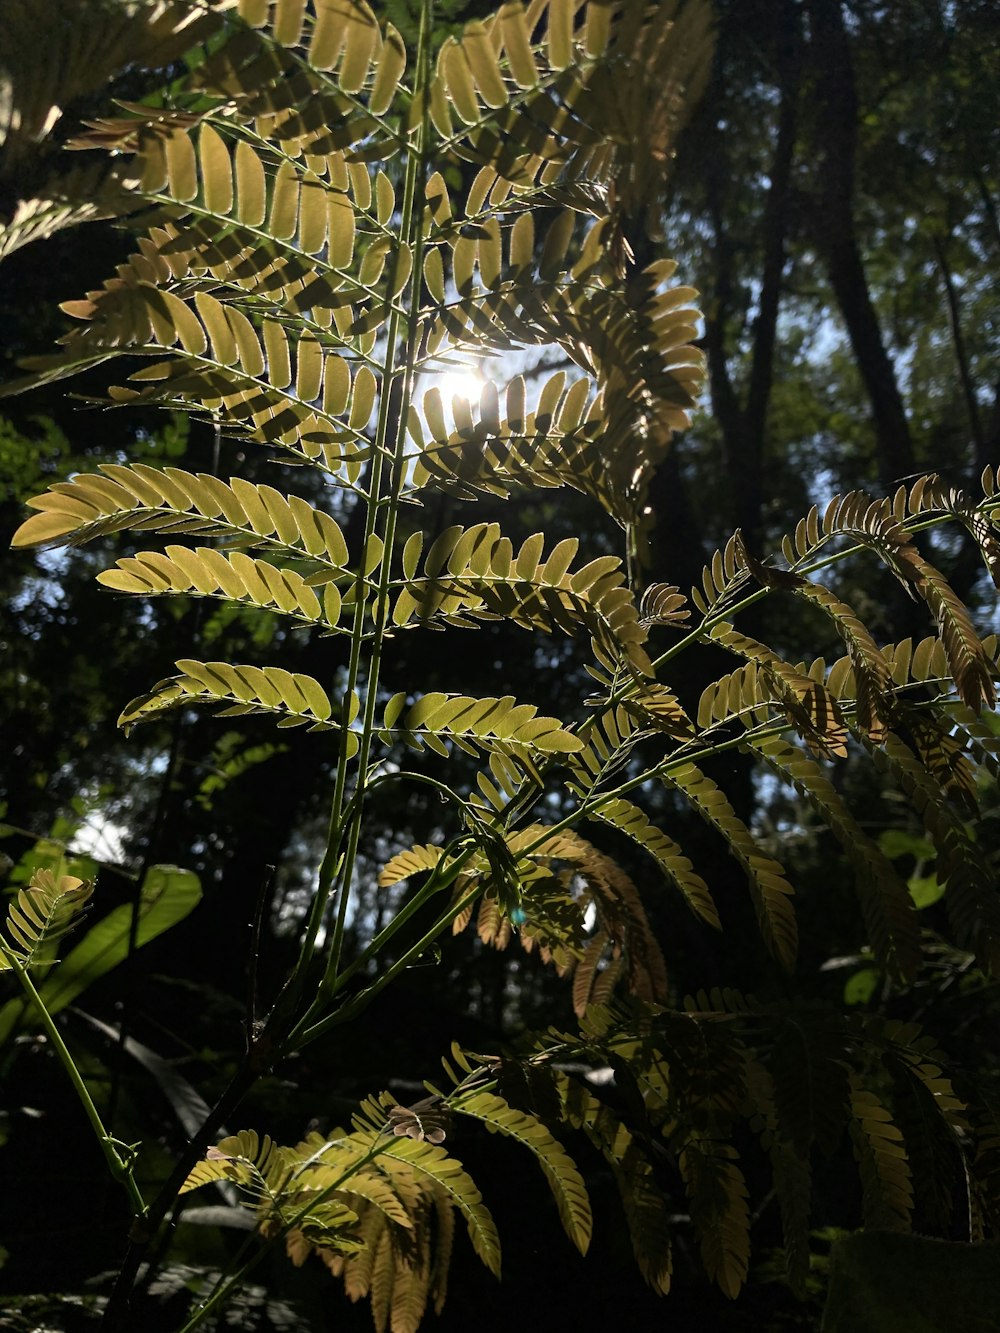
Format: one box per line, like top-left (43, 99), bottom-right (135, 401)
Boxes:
top-left (431, 364), bottom-right (485, 406)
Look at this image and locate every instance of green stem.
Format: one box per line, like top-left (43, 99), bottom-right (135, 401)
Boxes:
top-left (297, 887), bottom-right (481, 1047)
top-left (291, 18), bottom-right (433, 989)
top-left (314, 0), bottom-right (437, 1000)
top-left (286, 840), bottom-right (479, 1047)
top-left (0, 942), bottom-right (147, 1219)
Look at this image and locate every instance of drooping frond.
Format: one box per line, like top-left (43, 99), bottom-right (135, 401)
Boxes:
top-left (737, 556), bottom-right (894, 745)
top-left (775, 488), bottom-right (996, 713)
top-left (184, 1113), bottom-right (506, 1329)
top-left (705, 623), bottom-right (848, 759)
top-left (663, 762), bottom-right (798, 969)
top-left (450, 1089), bottom-right (592, 1254)
top-left (350, 1129), bottom-right (502, 1278)
top-left (677, 1132), bottom-right (750, 1299)
top-left (906, 553), bottom-right (995, 711)
top-left (548, 1067), bottom-right (674, 1293)
top-left (744, 1058), bottom-right (811, 1296)
top-left (849, 1083), bottom-right (914, 1232)
top-left (394, 822), bottom-right (667, 1013)
top-left (588, 795), bottom-right (720, 928)
top-left (749, 735), bottom-right (920, 981)
top-left (529, 828), bottom-right (668, 1012)
top-left (482, 991), bottom-right (999, 1300)
top-left (866, 733), bottom-right (1000, 974)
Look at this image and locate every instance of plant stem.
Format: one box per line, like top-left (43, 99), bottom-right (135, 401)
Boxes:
top-left (100, 1055), bottom-right (260, 1330)
top-left (296, 887), bottom-right (480, 1047)
top-left (0, 942), bottom-right (148, 1219)
top-left (292, 0), bottom-right (435, 1002)
top-left (319, 0), bottom-right (436, 998)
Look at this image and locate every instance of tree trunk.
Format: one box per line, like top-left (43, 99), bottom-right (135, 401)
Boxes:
top-left (702, 0), bottom-right (801, 549)
top-left (807, 0), bottom-right (916, 489)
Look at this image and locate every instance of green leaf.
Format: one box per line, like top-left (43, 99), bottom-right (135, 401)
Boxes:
top-left (908, 874), bottom-right (946, 910)
top-left (844, 966), bottom-right (881, 1006)
top-left (452, 1088), bottom-right (592, 1254)
top-left (358, 1130), bottom-right (502, 1278)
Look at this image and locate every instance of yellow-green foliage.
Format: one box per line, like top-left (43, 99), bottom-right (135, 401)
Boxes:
top-left (7, 0), bottom-right (1000, 1322)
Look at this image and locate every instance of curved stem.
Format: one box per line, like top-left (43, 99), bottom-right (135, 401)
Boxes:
top-left (0, 943), bottom-right (148, 1219)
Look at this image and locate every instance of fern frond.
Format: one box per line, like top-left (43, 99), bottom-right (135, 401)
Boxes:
top-left (611, 1149), bottom-right (675, 1296)
top-left (451, 1089), bottom-right (592, 1255)
top-left (0, 870), bottom-right (94, 971)
top-left (213, 0), bottom-right (401, 136)
top-left (749, 735), bottom-right (920, 981)
top-left (62, 294), bottom-right (381, 473)
top-left (12, 464), bottom-right (351, 566)
top-left (664, 762), bottom-right (798, 968)
top-left (118, 660), bottom-right (350, 740)
top-left (426, 0), bottom-right (712, 232)
top-left (849, 1083), bottom-right (913, 1231)
top-left (677, 1133), bottom-right (750, 1299)
top-left (546, 1067), bottom-right (675, 1292)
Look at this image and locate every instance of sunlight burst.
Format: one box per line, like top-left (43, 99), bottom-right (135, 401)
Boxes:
top-left (431, 363), bottom-right (485, 409)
